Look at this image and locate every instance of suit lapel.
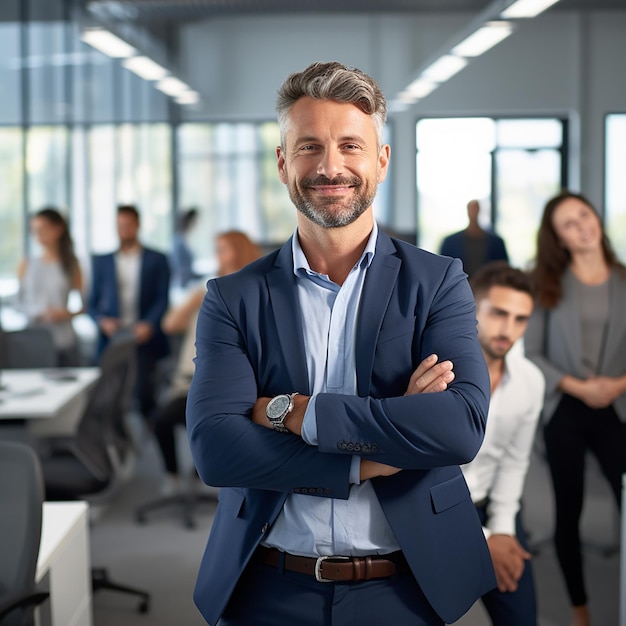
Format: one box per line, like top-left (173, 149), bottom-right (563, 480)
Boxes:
top-left (355, 234), bottom-right (401, 396)
top-left (266, 240), bottom-right (310, 394)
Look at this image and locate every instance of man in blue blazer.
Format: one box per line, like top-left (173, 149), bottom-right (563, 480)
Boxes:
top-left (439, 199), bottom-right (509, 278)
top-left (88, 205), bottom-right (170, 421)
top-left (187, 62), bottom-right (496, 626)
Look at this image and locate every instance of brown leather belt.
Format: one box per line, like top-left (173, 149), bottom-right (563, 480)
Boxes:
top-left (256, 546), bottom-right (410, 583)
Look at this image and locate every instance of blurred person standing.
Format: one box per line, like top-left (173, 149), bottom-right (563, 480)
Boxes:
top-left (170, 207), bottom-right (200, 289)
top-left (525, 190), bottom-right (626, 626)
top-left (154, 231), bottom-right (262, 495)
top-left (88, 204), bottom-right (170, 423)
top-left (17, 207), bottom-right (84, 366)
top-left (439, 199), bottom-right (509, 277)
top-left (465, 262), bottom-right (543, 626)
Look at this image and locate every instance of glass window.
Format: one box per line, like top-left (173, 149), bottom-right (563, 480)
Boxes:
top-left (177, 122), bottom-right (293, 275)
top-left (496, 119), bottom-right (562, 149)
top-left (0, 8), bottom-right (21, 125)
top-left (605, 114), bottom-right (626, 259)
top-left (89, 123), bottom-right (172, 254)
top-left (27, 20), bottom-right (69, 124)
top-left (495, 149), bottom-right (561, 268)
top-left (117, 123), bottom-right (172, 251)
top-left (26, 125), bottom-right (69, 214)
top-left (0, 127), bottom-right (24, 280)
top-left (416, 116), bottom-right (566, 269)
top-left (417, 118), bottom-right (495, 255)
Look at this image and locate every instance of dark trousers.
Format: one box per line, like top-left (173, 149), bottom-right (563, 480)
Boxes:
top-left (544, 394), bottom-right (626, 606)
top-left (219, 555), bottom-right (443, 626)
top-left (153, 395), bottom-right (187, 475)
top-left (135, 349), bottom-right (160, 421)
top-left (476, 505), bottom-right (537, 626)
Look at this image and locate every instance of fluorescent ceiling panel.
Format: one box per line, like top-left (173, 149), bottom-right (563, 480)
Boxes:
top-left (81, 29), bottom-right (135, 58)
top-left (452, 21), bottom-right (514, 57)
top-left (501, 0), bottom-right (561, 18)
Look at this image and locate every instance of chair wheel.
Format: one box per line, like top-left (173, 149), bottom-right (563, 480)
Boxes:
top-left (138, 599), bottom-right (150, 613)
top-left (135, 512), bottom-right (146, 524)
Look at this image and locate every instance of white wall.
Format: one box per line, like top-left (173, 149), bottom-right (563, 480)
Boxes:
top-left (179, 10), bottom-right (626, 233)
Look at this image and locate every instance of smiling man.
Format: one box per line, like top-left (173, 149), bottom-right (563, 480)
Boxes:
top-left (463, 261), bottom-right (545, 626)
top-left (186, 61), bottom-right (496, 626)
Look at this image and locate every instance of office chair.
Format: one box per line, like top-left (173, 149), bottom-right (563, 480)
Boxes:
top-left (3, 327), bottom-right (57, 369)
top-left (135, 427), bottom-right (217, 530)
top-left (38, 335), bottom-right (150, 614)
top-left (0, 441), bottom-right (49, 626)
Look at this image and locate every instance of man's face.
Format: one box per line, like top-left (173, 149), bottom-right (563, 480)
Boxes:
top-left (117, 212), bottom-right (140, 246)
top-left (475, 286), bottom-right (534, 361)
top-left (276, 97), bottom-right (390, 229)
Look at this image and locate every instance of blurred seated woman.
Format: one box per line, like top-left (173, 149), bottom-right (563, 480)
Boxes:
top-left (17, 208), bottom-right (84, 366)
top-left (155, 231), bottom-right (262, 495)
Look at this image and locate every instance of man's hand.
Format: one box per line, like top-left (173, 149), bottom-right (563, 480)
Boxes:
top-left (487, 534), bottom-right (532, 592)
top-left (99, 316), bottom-right (120, 337)
top-left (360, 459), bottom-right (402, 481)
top-left (133, 321), bottom-right (154, 344)
top-left (404, 354), bottom-right (455, 396)
top-left (251, 394), bottom-right (309, 436)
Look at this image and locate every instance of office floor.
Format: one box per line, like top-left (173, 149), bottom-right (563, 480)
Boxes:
top-left (89, 418), bottom-right (621, 626)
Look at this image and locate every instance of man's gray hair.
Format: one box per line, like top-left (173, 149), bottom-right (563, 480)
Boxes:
top-left (276, 61), bottom-right (387, 148)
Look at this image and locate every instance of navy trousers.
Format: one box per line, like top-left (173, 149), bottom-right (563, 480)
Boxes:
top-left (476, 505), bottom-right (537, 626)
top-left (219, 553), bottom-right (443, 626)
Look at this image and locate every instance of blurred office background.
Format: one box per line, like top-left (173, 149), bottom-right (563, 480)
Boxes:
top-left (1, 0), bottom-right (625, 301)
top-left (0, 1), bottom-right (624, 624)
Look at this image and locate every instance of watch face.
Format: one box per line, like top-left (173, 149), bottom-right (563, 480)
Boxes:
top-left (267, 394), bottom-right (291, 420)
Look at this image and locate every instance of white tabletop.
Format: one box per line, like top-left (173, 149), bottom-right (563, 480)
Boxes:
top-left (0, 368), bottom-right (100, 420)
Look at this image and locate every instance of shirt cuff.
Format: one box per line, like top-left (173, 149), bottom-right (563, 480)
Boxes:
top-left (301, 395), bottom-right (318, 445)
top-left (487, 513), bottom-right (516, 537)
top-left (349, 456), bottom-right (361, 485)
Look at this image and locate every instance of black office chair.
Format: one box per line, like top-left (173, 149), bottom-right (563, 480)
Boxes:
top-left (3, 328), bottom-right (57, 369)
top-left (38, 335), bottom-right (150, 614)
top-left (0, 441), bottom-right (49, 626)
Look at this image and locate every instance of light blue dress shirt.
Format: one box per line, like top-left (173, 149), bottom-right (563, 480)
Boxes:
top-left (262, 222), bottom-right (400, 557)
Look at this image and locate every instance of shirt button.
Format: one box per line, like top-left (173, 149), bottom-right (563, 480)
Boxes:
top-left (261, 523), bottom-right (269, 534)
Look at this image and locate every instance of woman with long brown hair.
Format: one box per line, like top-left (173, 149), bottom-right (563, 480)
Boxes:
top-left (525, 190), bottom-right (626, 626)
top-left (17, 207), bottom-right (84, 366)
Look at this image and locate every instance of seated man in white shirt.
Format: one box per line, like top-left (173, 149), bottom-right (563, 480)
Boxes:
top-left (464, 260), bottom-right (545, 626)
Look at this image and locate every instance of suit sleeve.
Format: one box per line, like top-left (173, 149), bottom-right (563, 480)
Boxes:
top-left (316, 260), bottom-right (491, 470)
top-left (186, 280), bottom-right (353, 498)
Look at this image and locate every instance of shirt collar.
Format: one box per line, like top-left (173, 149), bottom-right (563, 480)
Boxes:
top-left (292, 221), bottom-right (378, 276)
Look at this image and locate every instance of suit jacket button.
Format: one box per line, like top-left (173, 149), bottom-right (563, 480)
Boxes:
top-left (261, 523), bottom-right (269, 534)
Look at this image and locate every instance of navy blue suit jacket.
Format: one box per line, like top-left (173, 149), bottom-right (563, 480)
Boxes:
top-left (88, 247), bottom-right (170, 359)
top-left (187, 231), bottom-right (496, 625)
top-left (439, 230), bottom-right (509, 276)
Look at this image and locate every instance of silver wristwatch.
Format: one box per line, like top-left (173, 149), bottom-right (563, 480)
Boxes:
top-left (266, 393), bottom-right (298, 433)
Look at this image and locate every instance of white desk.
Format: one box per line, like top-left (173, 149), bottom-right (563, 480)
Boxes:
top-left (36, 501), bottom-right (93, 626)
top-left (0, 368), bottom-right (100, 437)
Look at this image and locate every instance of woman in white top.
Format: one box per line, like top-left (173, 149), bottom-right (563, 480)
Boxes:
top-left (17, 208), bottom-right (84, 366)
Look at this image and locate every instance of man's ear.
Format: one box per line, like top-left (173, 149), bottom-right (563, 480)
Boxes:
top-left (277, 146), bottom-right (288, 184)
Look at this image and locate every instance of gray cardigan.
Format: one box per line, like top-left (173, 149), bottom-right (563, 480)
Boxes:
top-left (524, 268), bottom-right (626, 423)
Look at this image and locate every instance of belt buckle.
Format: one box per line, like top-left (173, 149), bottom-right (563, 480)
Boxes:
top-left (314, 555), bottom-right (350, 583)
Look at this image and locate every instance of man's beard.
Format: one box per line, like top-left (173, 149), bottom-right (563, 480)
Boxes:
top-left (288, 175), bottom-right (377, 228)
top-left (480, 336), bottom-right (512, 361)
